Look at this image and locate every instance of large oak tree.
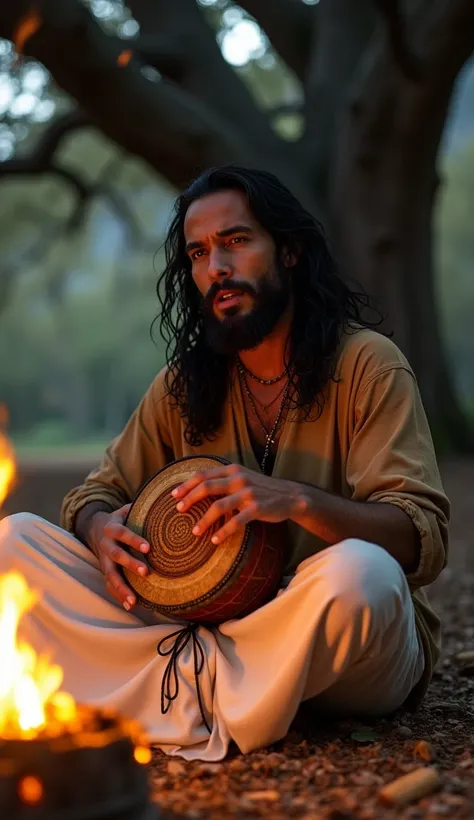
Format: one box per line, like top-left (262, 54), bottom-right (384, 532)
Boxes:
top-left (1, 0), bottom-right (473, 448)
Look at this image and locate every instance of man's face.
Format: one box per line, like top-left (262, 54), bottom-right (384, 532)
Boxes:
top-left (183, 189), bottom-right (292, 355)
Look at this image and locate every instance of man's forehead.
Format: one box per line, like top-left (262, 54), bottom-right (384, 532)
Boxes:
top-left (184, 190), bottom-right (255, 238)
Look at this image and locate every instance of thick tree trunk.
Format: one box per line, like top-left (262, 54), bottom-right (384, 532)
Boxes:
top-left (332, 47), bottom-right (473, 450)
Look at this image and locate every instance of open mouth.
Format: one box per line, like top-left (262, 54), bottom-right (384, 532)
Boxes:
top-left (214, 290), bottom-right (245, 309)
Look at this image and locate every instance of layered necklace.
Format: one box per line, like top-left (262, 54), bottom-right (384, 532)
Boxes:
top-left (236, 358), bottom-right (291, 475)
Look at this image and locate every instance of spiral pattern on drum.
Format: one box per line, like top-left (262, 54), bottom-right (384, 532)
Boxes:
top-left (144, 485), bottom-right (219, 578)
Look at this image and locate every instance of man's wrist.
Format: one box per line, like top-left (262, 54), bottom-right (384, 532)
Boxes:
top-left (283, 480), bottom-right (314, 524)
top-left (75, 502), bottom-right (113, 555)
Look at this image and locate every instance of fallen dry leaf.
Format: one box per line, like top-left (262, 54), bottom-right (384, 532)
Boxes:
top-left (414, 739), bottom-right (434, 761)
top-left (243, 790), bottom-right (280, 802)
top-left (13, 9), bottom-right (42, 54)
top-left (350, 770), bottom-right (384, 786)
top-left (443, 793), bottom-right (468, 806)
top-left (167, 760), bottom-right (186, 776)
top-left (117, 49), bottom-right (133, 67)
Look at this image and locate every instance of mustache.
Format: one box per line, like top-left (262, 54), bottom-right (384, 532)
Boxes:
top-left (204, 280), bottom-right (257, 307)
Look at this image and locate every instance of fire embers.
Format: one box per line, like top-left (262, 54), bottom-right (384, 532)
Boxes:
top-left (0, 712), bottom-right (154, 819)
top-left (0, 571), bottom-right (155, 818)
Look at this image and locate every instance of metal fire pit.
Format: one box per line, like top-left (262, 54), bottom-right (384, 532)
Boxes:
top-left (0, 709), bottom-right (160, 819)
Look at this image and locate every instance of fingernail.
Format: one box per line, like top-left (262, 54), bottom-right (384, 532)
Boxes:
top-left (140, 543), bottom-right (149, 553)
top-left (171, 488), bottom-right (179, 497)
top-left (211, 536), bottom-right (219, 544)
top-left (138, 566), bottom-right (147, 576)
top-left (192, 526), bottom-right (200, 535)
top-left (127, 596), bottom-right (135, 606)
top-left (124, 601), bottom-right (131, 611)
top-left (176, 502), bottom-right (184, 511)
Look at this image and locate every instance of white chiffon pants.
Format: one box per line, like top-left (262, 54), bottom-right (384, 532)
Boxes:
top-left (0, 513), bottom-right (424, 761)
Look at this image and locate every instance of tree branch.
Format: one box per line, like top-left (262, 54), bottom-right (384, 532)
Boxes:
top-left (333, 0), bottom-right (474, 286)
top-left (1, 149), bottom-right (162, 245)
top-left (0, 154), bottom-right (161, 313)
top-left (0, 107), bottom-right (89, 192)
top-left (134, 33), bottom-right (188, 82)
top-left (0, 0), bottom-right (272, 190)
top-left (0, 107), bottom-right (93, 224)
top-left (420, 0), bottom-right (474, 81)
top-left (128, 0), bottom-right (294, 170)
top-left (236, 0), bottom-right (314, 81)
top-left (348, 0), bottom-right (474, 151)
top-left (0, 204), bottom-right (74, 313)
top-left (0, 155), bottom-right (91, 201)
top-left (8, 109), bottom-right (89, 166)
top-left (374, 0), bottom-right (422, 80)
top-left (301, 0), bottom-right (377, 196)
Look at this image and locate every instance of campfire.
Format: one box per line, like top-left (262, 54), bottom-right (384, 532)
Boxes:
top-left (0, 422), bottom-right (157, 819)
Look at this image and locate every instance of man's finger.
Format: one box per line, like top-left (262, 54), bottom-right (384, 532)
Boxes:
top-left (192, 495), bottom-right (245, 536)
top-left (175, 478), bottom-right (231, 512)
top-left (211, 509), bottom-right (254, 544)
top-left (105, 577), bottom-right (124, 606)
top-left (115, 502), bottom-right (132, 519)
top-left (100, 537), bottom-right (148, 576)
top-left (171, 468), bottom-right (228, 498)
top-left (103, 558), bottom-right (136, 609)
top-left (104, 521), bottom-right (149, 554)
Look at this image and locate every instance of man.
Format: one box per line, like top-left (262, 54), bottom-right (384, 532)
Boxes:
top-left (0, 166), bottom-right (449, 762)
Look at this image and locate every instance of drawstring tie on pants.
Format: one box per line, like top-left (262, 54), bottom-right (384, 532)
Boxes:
top-left (157, 623), bottom-right (212, 734)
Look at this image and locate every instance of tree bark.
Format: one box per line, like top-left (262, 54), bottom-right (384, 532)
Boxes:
top-left (333, 1), bottom-right (474, 448)
top-left (301, 0), bottom-right (377, 203)
top-left (235, 0), bottom-right (314, 82)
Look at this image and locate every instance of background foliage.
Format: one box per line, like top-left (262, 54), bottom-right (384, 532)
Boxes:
top-left (0, 0), bottom-right (473, 455)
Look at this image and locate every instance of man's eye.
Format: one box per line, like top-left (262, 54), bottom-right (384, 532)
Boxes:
top-left (229, 236), bottom-right (247, 246)
top-left (191, 249), bottom-right (206, 260)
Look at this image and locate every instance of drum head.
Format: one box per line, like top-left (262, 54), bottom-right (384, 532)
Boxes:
top-left (122, 456), bottom-right (252, 616)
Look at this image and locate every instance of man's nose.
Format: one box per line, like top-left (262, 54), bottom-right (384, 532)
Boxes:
top-left (208, 248), bottom-right (232, 281)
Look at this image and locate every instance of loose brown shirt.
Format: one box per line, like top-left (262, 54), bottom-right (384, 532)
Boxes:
top-left (61, 329), bottom-right (450, 706)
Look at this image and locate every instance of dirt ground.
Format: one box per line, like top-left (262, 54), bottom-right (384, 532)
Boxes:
top-left (5, 456), bottom-right (474, 819)
top-left (149, 458), bottom-right (474, 820)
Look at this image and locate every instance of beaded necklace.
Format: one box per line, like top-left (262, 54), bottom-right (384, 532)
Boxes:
top-left (237, 357), bottom-right (286, 385)
top-left (237, 362), bottom-right (291, 475)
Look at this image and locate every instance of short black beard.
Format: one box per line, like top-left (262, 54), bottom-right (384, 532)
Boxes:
top-left (201, 268), bottom-right (291, 356)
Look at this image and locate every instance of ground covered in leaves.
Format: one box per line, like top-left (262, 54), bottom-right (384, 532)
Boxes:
top-left (150, 458), bottom-right (474, 819)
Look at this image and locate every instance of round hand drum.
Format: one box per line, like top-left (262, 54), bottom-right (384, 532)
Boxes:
top-left (122, 456), bottom-right (286, 625)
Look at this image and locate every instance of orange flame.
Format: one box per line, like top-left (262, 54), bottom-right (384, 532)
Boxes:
top-left (0, 412), bottom-right (151, 762)
top-left (13, 9), bottom-right (42, 55)
top-left (0, 407), bottom-right (16, 509)
top-left (0, 571), bottom-right (77, 739)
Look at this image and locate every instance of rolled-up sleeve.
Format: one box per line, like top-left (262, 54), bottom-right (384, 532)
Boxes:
top-left (346, 364), bottom-right (450, 589)
top-left (60, 371), bottom-right (173, 533)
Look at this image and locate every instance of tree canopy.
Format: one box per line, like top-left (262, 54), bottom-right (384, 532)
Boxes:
top-left (1, 0), bottom-right (474, 450)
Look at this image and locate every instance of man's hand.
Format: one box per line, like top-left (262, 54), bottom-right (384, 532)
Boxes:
top-left (88, 504), bottom-right (150, 610)
top-left (171, 464), bottom-right (308, 544)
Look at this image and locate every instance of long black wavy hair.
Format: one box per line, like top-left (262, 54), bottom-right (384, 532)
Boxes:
top-left (155, 165), bottom-right (384, 446)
